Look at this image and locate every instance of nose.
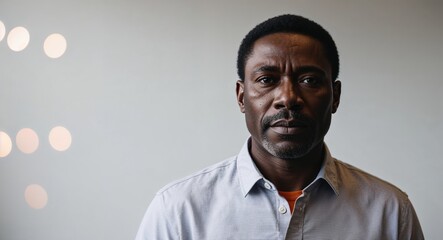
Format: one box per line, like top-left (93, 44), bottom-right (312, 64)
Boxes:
top-left (273, 78), bottom-right (303, 111)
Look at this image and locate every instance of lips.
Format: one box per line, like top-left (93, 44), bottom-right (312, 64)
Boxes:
top-left (269, 119), bottom-right (308, 134)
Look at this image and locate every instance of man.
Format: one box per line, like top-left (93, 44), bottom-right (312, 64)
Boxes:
top-left (136, 14), bottom-right (424, 239)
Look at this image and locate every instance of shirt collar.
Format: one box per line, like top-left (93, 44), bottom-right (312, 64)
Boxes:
top-left (237, 138), bottom-right (340, 197)
top-left (306, 144), bottom-right (340, 195)
top-left (237, 138), bottom-right (263, 197)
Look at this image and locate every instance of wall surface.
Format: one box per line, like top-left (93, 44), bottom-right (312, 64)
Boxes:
top-left (0, 0), bottom-right (441, 239)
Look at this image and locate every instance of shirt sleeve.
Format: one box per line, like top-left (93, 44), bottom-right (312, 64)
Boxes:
top-left (135, 193), bottom-right (178, 240)
top-left (399, 198), bottom-right (424, 240)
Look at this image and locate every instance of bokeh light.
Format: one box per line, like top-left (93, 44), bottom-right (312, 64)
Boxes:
top-left (7, 26), bottom-right (30, 52)
top-left (49, 126), bottom-right (72, 151)
top-left (16, 128), bottom-right (39, 154)
top-left (44, 33), bottom-right (67, 58)
top-left (0, 21), bottom-right (5, 42)
top-left (0, 131), bottom-right (13, 157)
top-left (25, 184), bottom-right (48, 209)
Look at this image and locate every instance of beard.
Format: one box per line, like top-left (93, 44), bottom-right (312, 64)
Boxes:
top-left (261, 110), bottom-right (315, 159)
top-left (262, 134), bottom-right (313, 159)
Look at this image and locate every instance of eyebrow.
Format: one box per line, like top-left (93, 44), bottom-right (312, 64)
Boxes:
top-left (253, 65), bottom-right (327, 77)
top-left (253, 65), bottom-right (280, 74)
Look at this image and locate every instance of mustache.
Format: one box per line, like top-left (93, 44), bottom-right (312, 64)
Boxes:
top-left (262, 110), bottom-right (311, 129)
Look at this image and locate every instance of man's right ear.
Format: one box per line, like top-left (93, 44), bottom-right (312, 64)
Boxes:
top-left (236, 80), bottom-right (245, 113)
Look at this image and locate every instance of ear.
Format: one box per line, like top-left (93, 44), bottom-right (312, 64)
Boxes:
top-left (236, 80), bottom-right (245, 113)
top-left (332, 80), bottom-right (341, 113)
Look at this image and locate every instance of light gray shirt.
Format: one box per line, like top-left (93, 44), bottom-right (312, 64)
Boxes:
top-left (135, 139), bottom-right (424, 240)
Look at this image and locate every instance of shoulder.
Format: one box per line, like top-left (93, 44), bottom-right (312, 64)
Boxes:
top-left (145, 155), bottom-right (241, 233)
top-left (332, 158), bottom-right (409, 201)
top-left (331, 159), bottom-right (424, 239)
top-left (156, 156), bottom-right (238, 197)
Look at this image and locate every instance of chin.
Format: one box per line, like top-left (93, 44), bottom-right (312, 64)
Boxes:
top-left (263, 140), bottom-right (312, 159)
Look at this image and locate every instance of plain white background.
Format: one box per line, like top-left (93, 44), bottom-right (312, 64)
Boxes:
top-left (0, 0), bottom-right (441, 239)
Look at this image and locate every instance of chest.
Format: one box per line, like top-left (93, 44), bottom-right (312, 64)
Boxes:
top-left (174, 186), bottom-right (399, 240)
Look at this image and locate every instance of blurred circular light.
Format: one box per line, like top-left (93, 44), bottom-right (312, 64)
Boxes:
top-left (49, 126), bottom-right (72, 151)
top-left (7, 26), bottom-right (30, 52)
top-left (0, 131), bottom-right (13, 157)
top-left (44, 33), bottom-right (67, 58)
top-left (16, 128), bottom-right (39, 154)
top-left (0, 21), bottom-right (5, 42)
top-left (25, 184), bottom-right (48, 209)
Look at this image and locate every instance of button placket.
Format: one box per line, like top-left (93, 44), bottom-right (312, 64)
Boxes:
top-left (278, 205), bottom-right (287, 214)
top-left (294, 194), bottom-right (307, 215)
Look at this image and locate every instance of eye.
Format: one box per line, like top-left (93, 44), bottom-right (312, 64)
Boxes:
top-left (300, 76), bottom-right (321, 87)
top-left (257, 76), bottom-right (278, 85)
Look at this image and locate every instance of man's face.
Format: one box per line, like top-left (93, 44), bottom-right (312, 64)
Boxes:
top-left (237, 33), bottom-right (341, 159)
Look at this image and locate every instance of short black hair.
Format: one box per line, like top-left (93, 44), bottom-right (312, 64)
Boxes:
top-left (237, 14), bottom-right (339, 81)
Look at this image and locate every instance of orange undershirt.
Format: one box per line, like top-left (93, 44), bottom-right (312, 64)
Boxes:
top-left (279, 190), bottom-right (303, 213)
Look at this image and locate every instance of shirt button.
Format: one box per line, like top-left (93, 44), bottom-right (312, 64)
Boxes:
top-left (278, 206), bottom-right (287, 214)
top-left (264, 182), bottom-right (272, 190)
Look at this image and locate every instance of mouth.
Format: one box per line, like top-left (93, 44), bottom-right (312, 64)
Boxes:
top-left (269, 119), bottom-right (309, 135)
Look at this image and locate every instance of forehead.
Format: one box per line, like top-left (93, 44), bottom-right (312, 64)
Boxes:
top-left (245, 33), bottom-right (331, 75)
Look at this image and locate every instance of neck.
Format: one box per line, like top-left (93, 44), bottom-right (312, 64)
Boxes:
top-left (250, 140), bottom-right (325, 192)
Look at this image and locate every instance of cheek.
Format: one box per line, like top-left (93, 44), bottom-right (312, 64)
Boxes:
top-left (243, 98), bottom-right (261, 124)
top-left (310, 93), bottom-right (334, 132)
top-left (243, 93), bottom-right (272, 129)
top-left (303, 91), bottom-right (333, 121)
top-left (308, 88), bottom-right (333, 109)
top-left (246, 87), bottom-right (274, 111)
top-left (246, 92), bottom-right (272, 113)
